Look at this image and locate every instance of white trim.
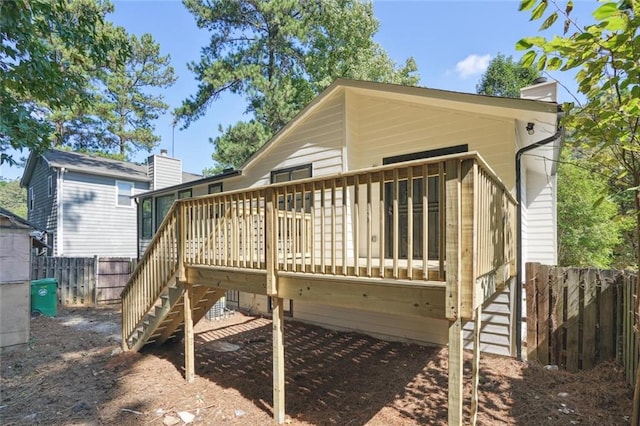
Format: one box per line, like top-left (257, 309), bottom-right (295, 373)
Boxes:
top-left (116, 180), bottom-right (135, 208)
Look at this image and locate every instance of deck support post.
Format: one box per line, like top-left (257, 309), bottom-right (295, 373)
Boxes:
top-left (470, 304), bottom-right (482, 425)
top-left (183, 283), bottom-right (195, 383)
top-left (272, 297), bottom-right (286, 424)
top-left (445, 159), bottom-right (464, 425)
top-left (266, 188), bottom-right (286, 424)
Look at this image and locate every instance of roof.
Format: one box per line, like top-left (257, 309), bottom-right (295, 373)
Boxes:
top-left (240, 78), bottom-right (560, 170)
top-left (0, 207), bottom-right (44, 231)
top-left (182, 171), bottom-right (204, 183)
top-left (135, 169), bottom-right (241, 199)
top-left (20, 150), bottom-right (151, 187)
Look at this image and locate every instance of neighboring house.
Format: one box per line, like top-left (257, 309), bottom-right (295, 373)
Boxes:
top-left (21, 149), bottom-right (201, 258)
top-left (0, 208), bottom-right (48, 347)
top-left (135, 78), bottom-right (562, 356)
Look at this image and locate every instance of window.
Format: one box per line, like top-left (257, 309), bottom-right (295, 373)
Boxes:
top-left (156, 194), bottom-right (176, 230)
top-left (116, 181), bottom-right (134, 207)
top-left (178, 189), bottom-right (192, 199)
top-left (47, 176), bottom-right (52, 197)
top-left (29, 187), bottom-right (34, 211)
top-left (271, 164), bottom-right (312, 212)
top-left (208, 182), bottom-right (223, 194)
top-left (141, 198), bottom-right (152, 239)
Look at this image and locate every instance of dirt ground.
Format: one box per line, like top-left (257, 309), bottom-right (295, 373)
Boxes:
top-left (0, 306), bottom-right (634, 425)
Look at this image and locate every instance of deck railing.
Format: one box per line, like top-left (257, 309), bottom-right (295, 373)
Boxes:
top-left (121, 152), bottom-right (517, 345)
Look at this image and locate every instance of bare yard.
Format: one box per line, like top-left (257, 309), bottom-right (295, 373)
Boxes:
top-left (0, 306), bottom-right (633, 425)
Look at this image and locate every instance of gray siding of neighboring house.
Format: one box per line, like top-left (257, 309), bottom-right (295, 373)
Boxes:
top-left (26, 158), bottom-right (57, 254)
top-left (149, 155), bottom-right (182, 190)
top-left (60, 171), bottom-right (148, 257)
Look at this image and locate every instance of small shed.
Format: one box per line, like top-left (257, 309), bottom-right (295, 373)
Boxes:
top-left (0, 208), bottom-right (48, 348)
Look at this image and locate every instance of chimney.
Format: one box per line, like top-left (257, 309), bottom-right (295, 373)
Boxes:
top-left (520, 77), bottom-right (558, 103)
top-left (147, 151), bottom-right (182, 190)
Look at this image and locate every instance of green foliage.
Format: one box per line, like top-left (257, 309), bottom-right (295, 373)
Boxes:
top-left (557, 153), bottom-right (625, 268)
top-left (0, 0), bottom-right (129, 166)
top-left (0, 179), bottom-right (27, 219)
top-left (475, 53), bottom-right (539, 98)
top-left (178, 0), bottom-right (419, 170)
top-left (518, 0), bottom-right (640, 268)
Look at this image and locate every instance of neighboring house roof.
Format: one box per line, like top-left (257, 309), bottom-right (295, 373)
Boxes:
top-left (0, 207), bottom-right (49, 247)
top-left (182, 171), bottom-right (204, 183)
top-left (21, 149), bottom-right (203, 188)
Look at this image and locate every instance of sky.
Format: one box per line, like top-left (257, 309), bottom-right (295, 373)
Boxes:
top-left (0, 0), bottom-right (598, 180)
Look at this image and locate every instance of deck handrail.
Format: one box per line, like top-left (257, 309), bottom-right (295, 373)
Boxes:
top-left (121, 151), bottom-right (518, 347)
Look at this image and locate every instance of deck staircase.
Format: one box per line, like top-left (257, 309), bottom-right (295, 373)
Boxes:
top-left (121, 204), bottom-right (227, 352)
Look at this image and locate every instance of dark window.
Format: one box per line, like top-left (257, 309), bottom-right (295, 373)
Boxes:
top-left (208, 182), bottom-right (223, 194)
top-left (178, 189), bottom-right (192, 199)
top-left (271, 164), bottom-right (312, 213)
top-left (141, 198), bottom-right (152, 239)
top-left (382, 145), bottom-right (468, 260)
top-left (47, 176), bottom-right (52, 197)
top-left (29, 187), bottom-right (34, 211)
top-left (155, 194), bottom-right (176, 230)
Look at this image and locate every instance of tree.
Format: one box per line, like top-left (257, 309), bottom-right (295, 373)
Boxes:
top-left (96, 32), bottom-right (177, 156)
top-left (0, 179), bottom-right (27, 219)
top-left (556, 151), bottom-right (627, 268)
top-left (518, 0), bottom-right (640, 418)
top-left (0, 0), bottom-right (128, 165)
top-left (475, 53), bottom-right (539, 97)
top-left (178, 0), bottom-right (419, 172)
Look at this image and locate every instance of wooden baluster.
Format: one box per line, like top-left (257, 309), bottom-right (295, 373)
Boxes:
top-left (320, 181), bottom-right (326, 274)
top-left (331, 180), bottom-right (336, 275)
top-left (342, 179), bottom-right (347, 276)
top-left (379, 171), bottom-right (385, 278)
top-left (301, 184), bottom-right (307, 273)
top-left (366, 173), bottom-right (372, 278)
top-left (423, 164), bottom-right (429, 280)
top-left (393, 168), bottom-right (399, 279)
top-left (407, 166), bottom-right (414, 280)
top-left (354, 175), bottom-right (360, 277)
top-left (439, 163), bottom-right (445, 280)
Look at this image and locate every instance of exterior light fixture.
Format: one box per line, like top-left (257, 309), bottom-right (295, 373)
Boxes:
top-left (526, 122), bottom-right (535, 135)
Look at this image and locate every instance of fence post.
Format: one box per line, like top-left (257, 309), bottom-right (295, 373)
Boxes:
top-left (93, 256), bottom-right (99, 307)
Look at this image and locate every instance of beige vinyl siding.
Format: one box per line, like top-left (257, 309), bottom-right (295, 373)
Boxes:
top-left (61, 172), bottom-right (146, 257)
top-left (525, 170), bottom-right (557, 265)
top-left (294, 302), bottom-right (449, 346)
top-left (349, 95), bottom-right (516, 190)
top-left (230, 91), bottom-right (345, 190)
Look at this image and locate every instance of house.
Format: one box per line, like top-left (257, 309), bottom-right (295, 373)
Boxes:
top-left (123, 78), bottom-right (562, 423)
top-left (133, 78), bottom-right (562, 357)
top-left (20, 149), bottom-right (201, 258)
top-left (0, 208), bottom-right (48, 347)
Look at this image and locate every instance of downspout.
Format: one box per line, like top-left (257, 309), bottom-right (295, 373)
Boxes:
top-left (515, 122), bottom-right (562, 360)
top-left (135, 198), bottom-right (140, 261)
top-left (56, 167), bottom-right (66, 256)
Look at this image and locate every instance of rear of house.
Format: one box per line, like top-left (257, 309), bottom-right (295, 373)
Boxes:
top-left (135, 79), bottom-right (562, 356)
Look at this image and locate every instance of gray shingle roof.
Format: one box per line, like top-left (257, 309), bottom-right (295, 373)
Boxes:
top-left (43, 150), bottom-right (150, 181)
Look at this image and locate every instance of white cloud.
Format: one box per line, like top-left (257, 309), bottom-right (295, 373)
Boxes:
top-left (454, 54), bottom-right (492, 79)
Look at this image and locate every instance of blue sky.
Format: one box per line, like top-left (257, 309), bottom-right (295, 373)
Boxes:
top-left (1, 0), bottom-right (597, 180)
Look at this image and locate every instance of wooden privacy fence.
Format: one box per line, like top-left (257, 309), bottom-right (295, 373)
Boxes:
top-left (525, 263), bottom-right (639, 389)
top-left (32, 257), bottom-right (135, 306)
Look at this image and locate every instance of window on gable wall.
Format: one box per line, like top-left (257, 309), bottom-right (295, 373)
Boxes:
top-left (47, 176), bottom-right (52, 197)
top-left (29, 187), bottom-right (34, 211)
top-left (116, 181), bottom-right (134, 207)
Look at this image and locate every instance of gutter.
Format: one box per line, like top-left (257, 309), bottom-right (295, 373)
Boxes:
top-left (515, 123), bottom-right (562, 360)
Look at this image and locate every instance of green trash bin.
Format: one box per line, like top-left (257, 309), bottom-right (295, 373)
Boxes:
top-left (31, 278), bottom-right (58, 317)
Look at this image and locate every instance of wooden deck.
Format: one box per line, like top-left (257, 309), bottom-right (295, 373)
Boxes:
top-left (120, 152), bottom-right (517, 425)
